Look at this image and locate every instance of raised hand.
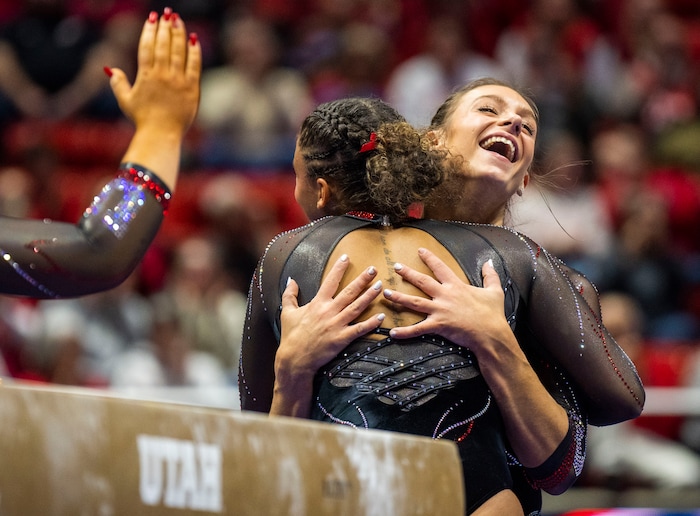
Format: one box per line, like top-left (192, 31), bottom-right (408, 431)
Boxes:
top-left (107, 8), bottom-right (201, 190)
top-left (109, 9), bottom-right (200, 134)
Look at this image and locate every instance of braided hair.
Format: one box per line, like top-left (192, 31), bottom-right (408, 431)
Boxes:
top-left (298, 97), bottom-right (450, 224)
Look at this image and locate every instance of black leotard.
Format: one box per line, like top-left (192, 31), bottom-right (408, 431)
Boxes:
top-left (0, 163), bottom-right (169, 298)
top-left (240, 214), bottom-right (645, 514)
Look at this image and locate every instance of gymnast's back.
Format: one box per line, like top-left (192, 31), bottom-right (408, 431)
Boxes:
top-left (242, 214), bottom-right (644, 425)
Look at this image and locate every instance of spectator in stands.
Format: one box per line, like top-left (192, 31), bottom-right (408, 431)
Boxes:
top-left (587, 0), bottom-right (698, 135)
top-left (285, 0), bottom-right (362, 83)
top-left (493, 0), bottom-right (604, 147)
top-left (196, 13), bottom-right (313, 170)
top-left (385, 15), bottom-right (505, 127)
top-left (149, 234), bottom-right (247, 383)
top-left (109, 285), bottom-right (230, 398)
top-left (591, 124), bottom-right (700, 339)
top-left (0, 0), bottom-right (143, 123)
top-left (309, 21), bottom-right (391, 103)
top-left (680, 347), bottom-right (700, 456)
top-left (31, 269), bottom-right (154, 385)
top-left (197, 174), bottom-right (285, 293)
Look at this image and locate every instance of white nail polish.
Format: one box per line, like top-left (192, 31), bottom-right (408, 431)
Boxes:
top-left (372, 280), bottom-right (382, 290)
top-left (394, 263), bottom-right (403, 271)
top-left (377, 313), bottom-right (385, 322)
top-left (340, 254), bottom-right (348, 262)
top-left (368, 266), bottom-right (376, 275)
top-left (384, 289), bottom-right (393, 297)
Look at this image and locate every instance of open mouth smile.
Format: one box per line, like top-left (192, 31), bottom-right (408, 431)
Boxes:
top-left (480, 136), bottom-right (517, 162)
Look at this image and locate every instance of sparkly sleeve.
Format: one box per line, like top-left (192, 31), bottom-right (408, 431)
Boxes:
top-left (0, 163), bottom-right (170, 298)
top-left (559, 262), bottom-right (602, 320)
top-left (510, 232), bottom-right (645, 426)
top-left (238, 223), bottom-right (307, 413)
top-left (239, 258), bottom-right (279, 413)
top-left (512, 410), bottom-right (586, 496)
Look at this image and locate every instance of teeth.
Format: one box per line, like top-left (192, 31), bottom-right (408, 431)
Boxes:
top-left (481, 136), bottom-right (515, 162)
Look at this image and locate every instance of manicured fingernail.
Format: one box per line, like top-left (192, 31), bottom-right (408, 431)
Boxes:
top-left (163, 7), bottom-right (173, 20)
top-left (171, 12), bottom-right (179, 23)
top-left (377, 313), bottom-right (385, 322)
top-left (389, 329), bottom-right (397, 337)
top-left (393, 263), bottom-right (403, 271)
top-left (340, 254), bottom-right (348, 262)
top-left (384, 289), bottom-right (393, 297)
top-left (189, 32), bottom-right (198, 46)
top-left (103, 66), bottom-right (113, 77)
top-left (418, 247), bottom-right (426, 255)
top-left (487, 259), bottom-right (494, 268)
top-left (286, 276), bottom-right (292, 287)
top-left (372, 280), bottom-right (382, 290)
top-left (367, 266), bottom-right (376, 275)
top-left (148, 11), bottom-right (158, 23)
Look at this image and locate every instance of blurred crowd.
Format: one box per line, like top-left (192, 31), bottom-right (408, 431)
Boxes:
top-left (0, 0), bottom-right (699, 494)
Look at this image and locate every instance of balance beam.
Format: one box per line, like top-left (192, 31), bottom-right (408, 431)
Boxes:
top-left (0, 382), bottom-right (464, 515)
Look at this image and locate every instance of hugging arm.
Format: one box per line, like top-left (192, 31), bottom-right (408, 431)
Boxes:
top-left (385, 250), bottom-right (572, 486)
top-left (521, 241), bottom-right (645, 425)
top-left (239, 254), bottom-right (384, 416)
top-left (387, 240), bottom-right (645, 493)
top-left (239, 264), bottom-right (278, 413)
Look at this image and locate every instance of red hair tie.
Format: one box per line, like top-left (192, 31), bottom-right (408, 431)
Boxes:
top-left (359, 132), bottom-right (377, 153)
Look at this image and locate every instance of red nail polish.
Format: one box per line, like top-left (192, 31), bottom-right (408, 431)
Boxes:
top-left (163, 7), bottom-right (172, 20)
top-left (171, 12), bottom-right (179, 24)
top-left (148, 11), bottom-right (158, 23)
top-left (189, 33), bottom-right (198, 46)
top-left (103, 66), bottom-right (113, 78)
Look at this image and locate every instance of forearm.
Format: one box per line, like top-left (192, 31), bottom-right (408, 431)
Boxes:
top-left (120, 122), bottom-right (184, 191)
top-left (269, 332), bottom-right (320, 418)
top-left (0, 42), bottom-right (43, 97)
top-left (0, 167), bottom-right (166, 298)
top-left (474, 328), bottom-right (569, 468)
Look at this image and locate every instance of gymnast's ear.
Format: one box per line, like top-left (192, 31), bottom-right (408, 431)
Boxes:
top-left (316, 177), bottom-right (332, 210)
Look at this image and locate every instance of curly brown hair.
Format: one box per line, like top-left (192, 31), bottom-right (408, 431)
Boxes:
top-left (298, 97), bottom-right (453, 224)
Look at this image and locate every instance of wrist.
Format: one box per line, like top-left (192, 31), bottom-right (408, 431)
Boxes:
top-left (471, 326), bottom-right (525, 371)
top-left (117, 163), bottom-right (172, 211)
top-left (133, 121), bottom-right (186, 144)
top-left (274, 351), bottom-right (316, 387)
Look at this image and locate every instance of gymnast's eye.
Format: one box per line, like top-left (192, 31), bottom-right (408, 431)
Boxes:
top-left (478, 105), bottom-right (498, 115)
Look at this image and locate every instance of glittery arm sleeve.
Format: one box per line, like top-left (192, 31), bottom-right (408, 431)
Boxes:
top-left (521, 410), bottom-right (586, 494)
top-left (0, 163), bottom-right (169, 298)
top-left (238, 222), bottom-right (309, 413)
top-left (517, 235), bottom-right (645, 426)
top-left (559, 262), bottom-right (602, 320)
top-left (239, 260), bottom-right (278, 413)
